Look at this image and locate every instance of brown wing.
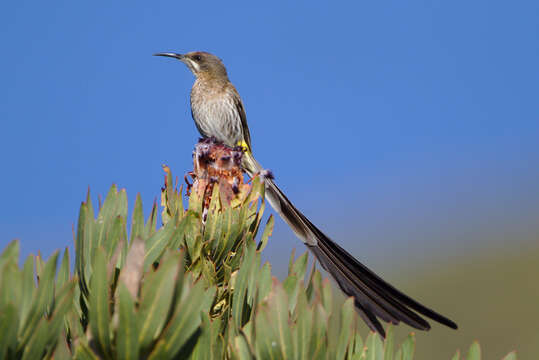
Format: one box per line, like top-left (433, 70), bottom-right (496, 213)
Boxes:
top-left (230, 86), bottom-right (252, 151)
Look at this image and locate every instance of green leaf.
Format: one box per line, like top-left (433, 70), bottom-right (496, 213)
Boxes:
top-left (383, 325), bottom-right (395, 360)
top-left (184, 212), bottom-right (203, 261)
top-left (451, 349), bottom-right (461, 360)
top-left (169, 211), bottom-right (195, 250)
top-left (118, 189), bottom-right (129, 223)
top-left (0, 304), bottom-right (18, 357)
top-left (257, 214), bottom-right (274, 251)
top-left (290, 252), bottom-right (309, 280)
top-left (294, 286), bottom-right (313, 360)
top-left (73, 342), bottom-right (100, 360)
top-left (52, 334), bottom-right (72, 360)
top-left (245, 251), bottom-right (262, 308)
top-left (466, 341), bottom-right (481, 360)
top-left (19, 251), bottom-right (59, 346)
top-left (349, 332), bottom-right (364, 360)
top-left (75, 202), bottom-right (89, 296)
top-left (35, 253), bottom-right (45, 282)
top-left (143, 219), bottom-right (176, 270)
top-left (66, 306), bottom-right (85, 345)
top-left (23, 280), bottom-right (75, 360)
top-left (283, 274), bottom-right (299, 313)
top-left (310, 303), bottom-right (329, 359)
top-left (232, 334), bottom-right (254, 360)
top-left (105, 216), bottom-right (127, 263)
top-left (232, 244), bottom-right (256, 329)
top-left (116, 284), bottom-right (139, 360)
top-left (190, 313), bottom-right (224, 360)
top-left (96, 185), bottom-right (119, 251)
top-left (0, 239), bottom-right (19, 269)
top-left (42, 281), bottom-right (77, 348)
top-left (21, 317), bottom-right (50, 360)
top-left (321, 278), bottom-right (333, 313)
top-left (144, 199), bottom-right (158, 239)
top-left (257, 262), bottom-right (272, 302)
top-left (57, 248), bottom-right (70, 290)
top-left (263, 282), bottom-right (293, 360)
top-left (364, 332), bottom-right (383, 360)
top-left (399, 333), bottom-right (415, 360)
top-left (254, 303), bottom-right (282, 360)
top-left (118, 236), bottom-right (145, 299)
top-left (155, 280), bottom-right (210, 358)
top-left (17, 255), bottom-right (36, 328)
top-left (89, 248), bottom-right (111, 357)
top-left (335, 297), bottom-right (355, 360)
top-left (0, 260), bottom-right (17, 309)
top-left (130, 193), bottom-right (144, 242)
top-left (138, 252), bottom-right (182, 350)
top-left (288, 248), bottom-right (296, 275)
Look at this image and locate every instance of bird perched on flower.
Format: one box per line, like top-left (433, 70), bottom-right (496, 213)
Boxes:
top-left (154, 51), bottom-right (457, 337)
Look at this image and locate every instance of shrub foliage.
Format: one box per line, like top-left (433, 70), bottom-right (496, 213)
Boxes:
top-left (0, 169), bottom-right (518, 359)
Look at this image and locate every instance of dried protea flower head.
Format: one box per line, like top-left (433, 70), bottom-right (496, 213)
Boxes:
top-left (189, 137), bottom-right (251, 215)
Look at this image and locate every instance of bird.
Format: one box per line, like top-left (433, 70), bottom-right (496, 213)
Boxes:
top-left (153, 51), bottom-right (458, 337)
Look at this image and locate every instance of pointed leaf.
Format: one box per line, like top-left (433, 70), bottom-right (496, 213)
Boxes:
top-left (0, 304), bottom-right (18, 356)
top-left (19, 252), bottom-right (59, 346)
top-left (138, 252), bottom-right (181, 350)
top-left (0, 240), bottom-right (19, 269)
top-left (383, 325), bottom-right (395, 360)
top-left (23, 281), bottom-right (75, 360)
top-left (466, 341), bottom-right (481, 360)
top-left (18, 255), bottom-right (35, 331)
top-left (89, 249), bottom-right (111, 356)
top-left (73, 342), bottom-right (100, 360)
top-left (52, 334), bottom-right (72, 360)
top-left (290, 252), bottom-right (309, 280)
top-left (144, 200), bottom-right (158, 238)
top-left (294, 292), bottom-right (313, 360)
top-left (130, 193), bottom-right (144, 242)
top-left (116, 283), bottom-right (139, 360)
top-left (335, 297), bottom-right (355, 360)
top-left (156, 280), bottom-right (210, 358)
top-left (21, 318), bottom-right (50, 360)
top-left (75, 202), bottom-right (91, 297)
top-left (399, 333), bottom-right (415, 360)
top-left (57, 248), bottom-right (70, 290)
top-left (365, 332), bottom-right (383, 360)
top-left (232, 244), bottom-right (256, 328)
top-left (257, 215), bottom-right (274, 251)
top-left (451, 350), bottom-right (461, 360)
top-left (267, 282), bottom-right (293, 359)
top-left (143, 219), bottom-right (176, 270)
top-left (118, 236), bottom-right (145, 298)
top-left (232, 334), bottom-right (254, 360)
top-left (321, 278), bottom-right (333, 313)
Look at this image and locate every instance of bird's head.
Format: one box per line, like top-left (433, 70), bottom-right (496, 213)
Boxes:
top-left (154, 51), bottom-right (228, 79)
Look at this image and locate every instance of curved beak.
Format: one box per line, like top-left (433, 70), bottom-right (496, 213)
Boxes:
top-left (153, 52), bottom-right (184, 60)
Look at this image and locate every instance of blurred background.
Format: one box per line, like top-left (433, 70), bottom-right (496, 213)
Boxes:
top-left (1, 1), bottom-right (538, 358)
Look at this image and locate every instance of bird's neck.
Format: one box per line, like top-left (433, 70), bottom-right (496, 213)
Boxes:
top-left (193, 75), bottom-right (229, 95)
top-left (196, 71), bottom-right (229, 83)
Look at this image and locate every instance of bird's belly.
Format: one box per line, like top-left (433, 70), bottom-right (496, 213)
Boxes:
top-left (192, 99), bottom-right (242, 147)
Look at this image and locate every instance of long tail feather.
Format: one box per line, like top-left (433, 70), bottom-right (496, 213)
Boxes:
top-left (243, 152), bottom-right (457, 337)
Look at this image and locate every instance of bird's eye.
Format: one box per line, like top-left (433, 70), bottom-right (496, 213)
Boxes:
top-left (193, 55), bottom-right (202, 61)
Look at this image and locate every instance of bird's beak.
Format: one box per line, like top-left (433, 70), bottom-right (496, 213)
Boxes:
top-left (153, 52), bottom-right (185, 61)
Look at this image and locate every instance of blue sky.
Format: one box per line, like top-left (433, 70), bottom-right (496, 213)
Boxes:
top-left (1, 1), bottom-right (539, 270)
